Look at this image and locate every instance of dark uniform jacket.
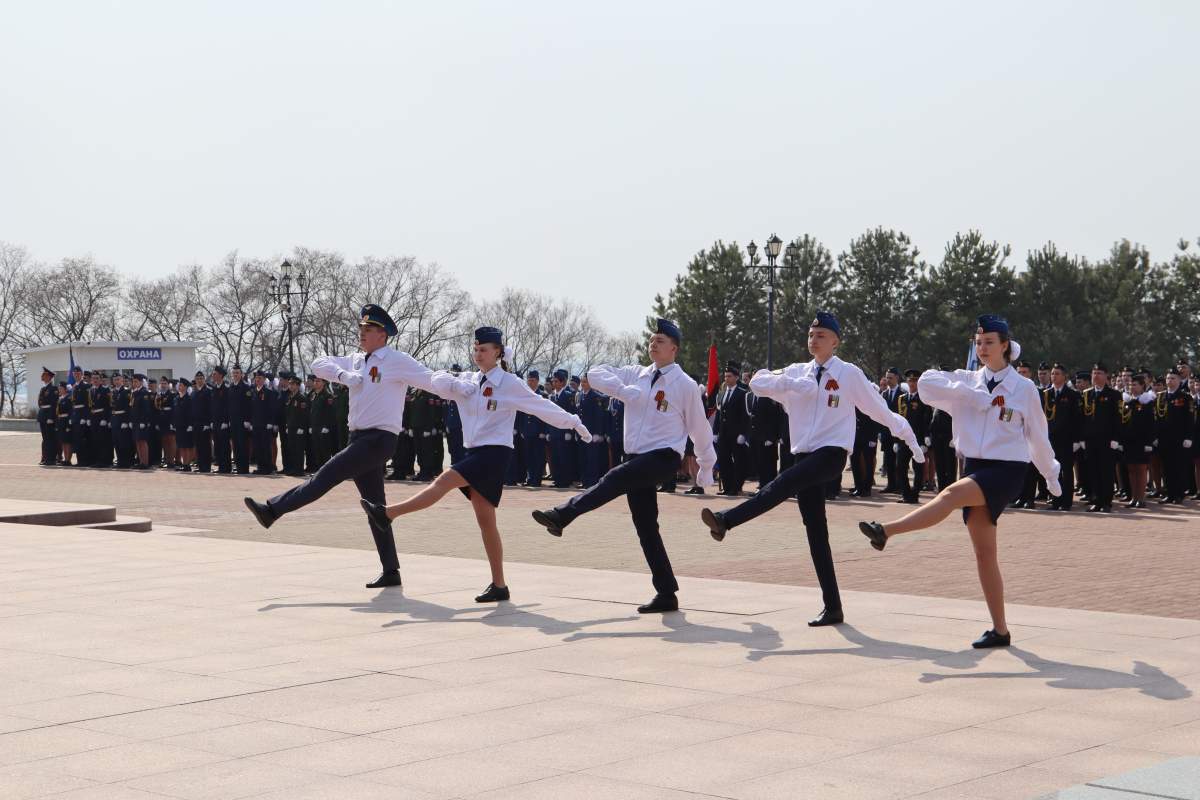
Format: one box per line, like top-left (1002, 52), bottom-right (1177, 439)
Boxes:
top-left (1081, 385), bottom-right (1123, 443)
top-left (715, 382), bottom-right (751, 440)
top-left (1042, 384), bottom-right (1083, 445)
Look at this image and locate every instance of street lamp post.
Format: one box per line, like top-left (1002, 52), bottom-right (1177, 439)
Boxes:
top-left (267, 259), bottom-right (309, 375)
top-left (746, 234), bottom-right (798, 370)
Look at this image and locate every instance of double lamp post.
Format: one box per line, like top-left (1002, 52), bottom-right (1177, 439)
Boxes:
top-left (267, 259), bottom-right (309, 377)
top-left (745, 234), bottom-right (799, 371)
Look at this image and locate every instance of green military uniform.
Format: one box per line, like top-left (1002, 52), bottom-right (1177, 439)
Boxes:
top-left (410, 388), bottom-right (445, 480)
top-left (283, 388), bottom-right (310, 476)
top-left (333, 384), bottom-right (350, 452)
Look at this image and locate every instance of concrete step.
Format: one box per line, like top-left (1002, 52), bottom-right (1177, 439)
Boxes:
top-left (77, 515), bottom-right (153, 533)
top-left (0, 499), bottom-right (117, 527)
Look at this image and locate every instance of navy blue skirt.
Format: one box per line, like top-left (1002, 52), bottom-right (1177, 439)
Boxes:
top-left (962, 457), bottom-right (1028, 525)
top-left (452, 445), bottom-right (514, 507)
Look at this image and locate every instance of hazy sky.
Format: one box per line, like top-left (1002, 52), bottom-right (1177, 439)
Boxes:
top-left (3, 1), bottom-right (1197, 333)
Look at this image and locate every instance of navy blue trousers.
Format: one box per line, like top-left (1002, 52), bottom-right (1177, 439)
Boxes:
top-left (268, 429), bottom-right (399, 572)
top-left (722, 446), bottom-right (848, 611)
top-left (555, 448), bottom-right (682, 595)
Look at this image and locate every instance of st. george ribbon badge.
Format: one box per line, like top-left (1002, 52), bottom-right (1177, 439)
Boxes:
top-left (655, 390), bottom-right (668, 412)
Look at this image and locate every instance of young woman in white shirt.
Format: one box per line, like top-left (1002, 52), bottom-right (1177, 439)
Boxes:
top-left (858, 315), bottom-right (1061, 649)
top-left (700, 312), bottom-right (924, 627)
top-left (361, 326), bottom-right (591, 602)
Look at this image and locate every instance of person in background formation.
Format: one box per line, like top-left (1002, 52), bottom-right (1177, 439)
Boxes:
top-left (1122, 372), bottom-right (1156, 508)
top-left (88, 370), bottom-right (112, 468)
top-left (227, 365), bottom-right (252, 474)
top-left (714, 361), bottom-right (751, 496)
top-left (879, 367), bottom-right (904, 494)
top-left (36, 367), bottom-right (57, 465)
top-left (577, 375), bottom-right (610, 488)
top-left (748, 388), bottom-right (783, 490)
top-left (55, 380), bottom-right (72, 465)
top-left (283, 375), bottom-right (309, 477)
top-left (69, 368), bottom-right (89, 465)
top-left (308, 375), bottom-right (337, 469)
top-left (210, 366), bottom-right (232, 474)
top-left (191, 370), bottom-right (212, 474)
top-left (389, 389), bottom-right (417, 481)
top-left (249, 370), bottom-right (277, 475)
top-left (444, 364), bottom-right (467, 466)
top-left (1081, 363), bottom-right (1122, 513)
top-left (111, 373), bottom-right (134, 468)
top-left (130, 374), bottom-right (152, 469)
top-left (1042, 363), bottom-right (1082, 511)
top-left (156, 376), bottom-right (176, 468)
top-left (519, 370), bottom-right (548, 486)
top-left (849, 408), bottom-right (880, 497)
top-left (1157, 367), bottom-right (1195, 505)
top-left (172, 377), bottom-right (195, 471)
top-left (548, 369), bottom-right (578, 488)
top-left (303, 374), bottom-right (319, 473)
top-left (893, 369), bottom-right (930, 504)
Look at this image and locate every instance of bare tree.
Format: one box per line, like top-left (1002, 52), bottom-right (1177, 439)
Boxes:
top-left (20, 255), bottom-right (120, 346)
top-left (119, 265), bottom-right (203, 342)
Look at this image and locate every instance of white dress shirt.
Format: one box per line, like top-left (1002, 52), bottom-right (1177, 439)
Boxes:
top-left (311, 347), bottom-right (433, 436)
top-left (428, 365), bottom-right (585, 449)
top-left (918, 366), bottom-right (1059, 482)
top-left (586, 362), bottom-right (717, 483)
top-left (749, 356), bottom-right (921, 457)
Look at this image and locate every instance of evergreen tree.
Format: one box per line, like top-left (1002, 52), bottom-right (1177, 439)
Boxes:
top-left (1011, 243), bottom-right (1089, 371)
top-left (773, 235), bottom-right (838, 366)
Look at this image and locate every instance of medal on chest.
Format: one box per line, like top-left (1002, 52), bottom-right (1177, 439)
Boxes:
top-left (825, 378), bottom-right (840, 408)
top-left (369, 366), bottom-right (381, 383)
top-left (993, 394), bottom-right (1013, 422)
top-left (483, 386), bottom-right (497, 411)
top-left (655, 390), bottom-right (668, 412)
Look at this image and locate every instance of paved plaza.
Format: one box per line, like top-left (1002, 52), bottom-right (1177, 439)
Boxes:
top-left (2, 431), bottom-right (1200, 798)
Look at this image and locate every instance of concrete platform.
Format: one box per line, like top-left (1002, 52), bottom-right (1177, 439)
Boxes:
top-left (1, 521), bottom-right (1198, 799)
top-left (78, 515), bottom-right (154, 533)
top-left (0, 498), bottom-right (117, 527)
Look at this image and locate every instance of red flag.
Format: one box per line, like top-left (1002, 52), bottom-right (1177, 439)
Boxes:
top-left (706, 343), bottom-right (719, 399)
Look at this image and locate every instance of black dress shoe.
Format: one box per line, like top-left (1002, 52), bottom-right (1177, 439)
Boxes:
top-left (360, 498), bottom-right (392, 531)
top-left (243, 497), bottom-right (276, 529)
top-left (972, 629), bottom-right (1011, 649)
top-left (808, 608), bottom-right (844, 627)
top-left (531, 508), bottom-right (565, 537)
top-left (685, 486), bottom-right (705, 495)
top-left (637, 593), bottom-right (678, 614)
top-left (657, 486), bottom-right (677, 493)
top-left (475, 583), bottom-right (510, 602)
top-left (858, 521), bottom-right (887, 551)
top-left (701, 508), bottom-right (728, 542)
top-left (366, 571), bottom-right (402, 588)
top-left (1086, 504), bottom-right (1100, 513)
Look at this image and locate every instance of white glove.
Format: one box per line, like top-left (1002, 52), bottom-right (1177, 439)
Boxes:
top-left (1046, 460), bottom-right (1063, 497)
top-left (1185, 440), bottom-right (1194, 449)
top-left (337, 369), bottom-right (363, 388)
top-left (243, 422), bottom-right (252, 431)
top-left (737, 435), bottom-right (747, 446)
top-left (1109, 440), bottom-right (1119, 450)
top-left (1072, 442), bottom-right (1082, 452)
top-left (221, 423), bottom-right (229, 430)
top-left (924, 437), bottom-right (931, 446)
top-left (697, 467), bottom-right (716, 488)
top-left (763, 440), bottom-right (774, 446)
top-left (712, 433), bottom-right (719, 443)
top-left (187, 426), bottom-right (193, 432)
top-left (573, 418), bottom-right (593, 443)
top-left (139, 423), bottom-right (146, 429)
top-left (868, 441), bottom-right (876, 449)
top-left (564, 432), bottom-right (573, 441)
top-left (892, 443), bottom-right (900, 454)
top-left (903, 431), bottom-right (925, 463)
top-left (921, 446), bottom-right (928, 454)
top-left (1153, 439), bottom-right (1158, 447)
top-left (321, 428), bottom-right (330, 434)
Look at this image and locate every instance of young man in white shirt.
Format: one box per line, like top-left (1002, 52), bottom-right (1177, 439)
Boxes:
top-left (530, 318), bottom-right (717, 613)
top-left (243, 304), bottom-right (434, 588)
top-left (701, 312), bottom-right (923, 627)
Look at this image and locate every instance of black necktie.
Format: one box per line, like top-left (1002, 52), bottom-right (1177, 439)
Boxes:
top-left (479, 374), bottom-right (487, 386)
top-left (651, 369), bottom-right (662, 386)
top-left (815, 365), bottom-right (825, 385)
top-left (986, 377), bottom-right (1000, 392)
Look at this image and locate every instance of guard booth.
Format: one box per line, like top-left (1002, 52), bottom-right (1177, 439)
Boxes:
top-left (20, 340), bottom-right (200, 411)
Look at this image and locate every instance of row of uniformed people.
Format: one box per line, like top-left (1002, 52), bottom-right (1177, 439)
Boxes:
top-left (36, 365), bottom-right (351, 474)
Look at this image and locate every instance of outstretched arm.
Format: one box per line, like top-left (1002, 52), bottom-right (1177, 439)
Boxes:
top-left (509, 383), bottom-right (592, 442)
top-left (852, 369), bottom-right (923, 461)
top-left (748, 367), bottom-right (817, 403)
top-left (1022, 383), bottom-right (1062, 491)
top-left (382, 351), bottom-right (435, 392)
top-left (586, 364), bottom-right (644, 404)
top-left (429, 370), bottom-right (479, 401)
top-left (311, 355), bottom-right (358, 386)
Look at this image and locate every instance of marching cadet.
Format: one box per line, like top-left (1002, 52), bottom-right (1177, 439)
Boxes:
top-left (519, 370), bottom-right (547, 486)
top-left (55, 382), bottom-right (72, 465)
top-left (250, 369), bottom-right (277, 475)
top-left (1081, 363), bottom-right (1123, 513)
top-left (70, 368), bottom-right (90, 465)
top-left (283, 375), bottom-right (310, 476)
top-left (444, 364), bottom-right (467, 465)
top-left (308, 375), bottom-right (337, 469)
top-left (548, 369), bottom-right (578, 487)
top-left (131, 374), bottom-right (153, 468)
top-left (880, 368), bottom-right (903, 493)
top-left (111, 373), bottom-right (134, 468)
top-left (36, 367), bottom-right (57, 465)
top-left (714, 361), bottom-right (751, 496)
top-left (89, 370), bottom-right (112, 468)
top-left (748, 390), bottom-right (783, 488)
top-left (1042, 363), bottom-right (1083, 511)
top-left (1122, 373), bottom-right (1156, 508)
top-left (577, 376), bottom-right (610, 488)
top-left (1156, 367), bottom-right (1195, 505)
top-left (894, 369), bottom-right (930, 504)
top-left (210, 366), bottom-right (231, 473)
top-left (173, 377), bottom-right (195, 470)
top-left (227, 366), bottom-right (252, 474)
